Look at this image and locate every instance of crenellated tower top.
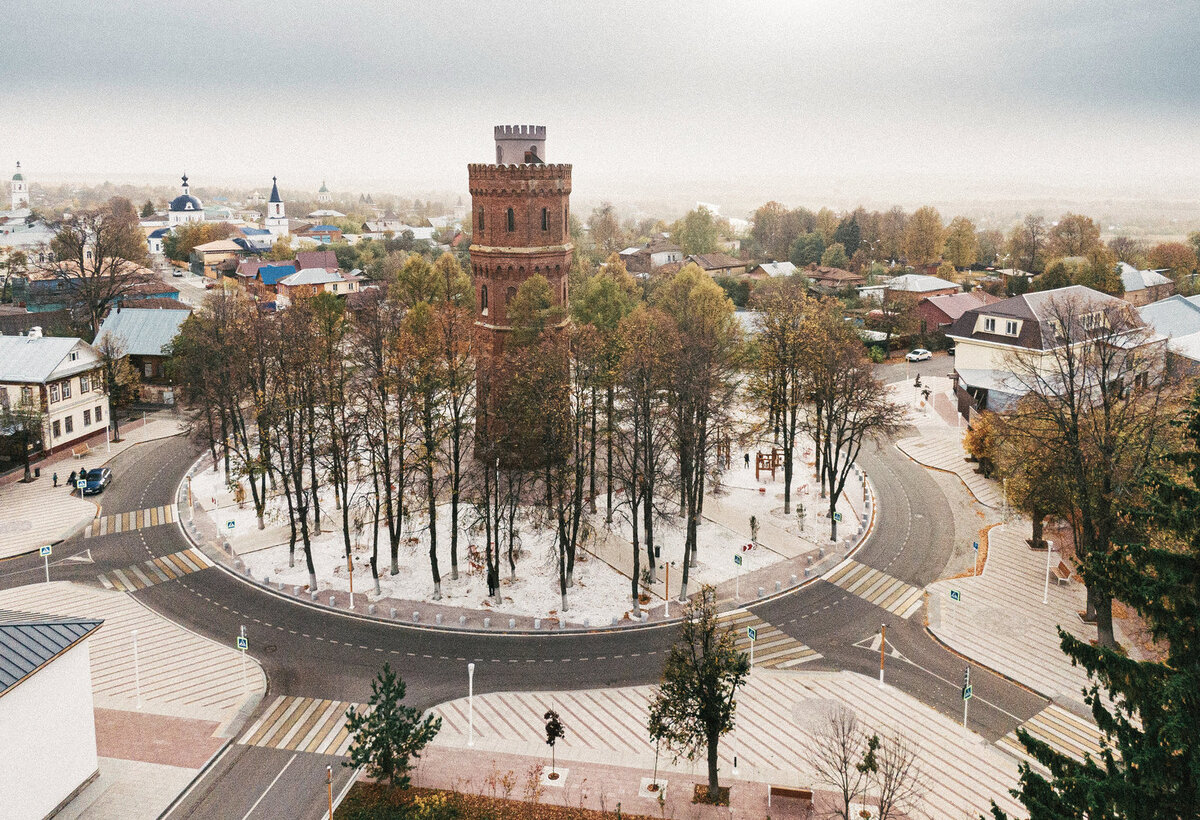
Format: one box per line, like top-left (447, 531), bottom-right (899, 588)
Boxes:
top-left (494, 124), bottom-right (548, 164)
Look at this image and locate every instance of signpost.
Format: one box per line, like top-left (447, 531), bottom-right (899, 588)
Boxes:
top-left (40, 545), bottom-right (51, 583)
top-left (747, 625), bottom-right (757, 669)
top-left (734, 553), bottom-right (742, 600)
top-left (973, 541), bottom-right (980, 576)
top-left (1043, 540), bottom-right (1055, 605)
top-left (832, 511), bottom-right (843, 522)
top-left (879, 623), bottom-right (886, 688)
top-left (226, 520), bottom-right (235, 531)
top-left (962, 667), bottom-right (972, 728)
top-left (468, 662), bottom-right (476, 747)
top-left (76, 479), bottom-right (86, 495)
top-left (238, 626), bottom-right (248, 692)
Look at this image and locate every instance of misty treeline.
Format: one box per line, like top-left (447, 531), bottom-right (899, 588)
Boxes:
top-left (170, 252), bottom-right (897, 612)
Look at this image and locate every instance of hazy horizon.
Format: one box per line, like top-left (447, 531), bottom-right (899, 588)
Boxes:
top-left (5, 1), bottom-right (1200, 220)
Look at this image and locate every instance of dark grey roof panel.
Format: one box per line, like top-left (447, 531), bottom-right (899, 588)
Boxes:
top-left (0, 609), bottom-right (103, 695)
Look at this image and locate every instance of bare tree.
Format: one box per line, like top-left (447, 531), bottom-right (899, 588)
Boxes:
top-left (859, 732), bottom-right (925, 820)
top-left (811, 705), bottom-right (870, 820)
top-left (998, 288), bottom-right (1181, 647)
top-left (43, 197), bottom-right (153, 334)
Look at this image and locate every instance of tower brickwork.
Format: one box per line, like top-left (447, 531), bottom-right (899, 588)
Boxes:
top-left (470, 126), bottom-right (573, 460)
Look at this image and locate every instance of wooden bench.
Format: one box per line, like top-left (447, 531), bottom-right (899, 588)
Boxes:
top-left (768, 785), bottom-right (813, 811)
top-left (1050, 560), bottom-right (1072, 586)
top-left (71, 444), bottom-right (91, 460)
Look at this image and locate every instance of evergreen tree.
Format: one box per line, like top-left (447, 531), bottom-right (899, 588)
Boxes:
top-left (993, 390), bottom-right (1200, 819)
top-left (343, 664), bottom-right (441, 790)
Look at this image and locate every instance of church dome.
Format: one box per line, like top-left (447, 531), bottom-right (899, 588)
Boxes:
top-left (12, 172), bottom-right (23, 181)
top-left (170, 193), bottom-right (202, 212)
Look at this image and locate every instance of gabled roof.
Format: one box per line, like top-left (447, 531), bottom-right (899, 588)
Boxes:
top-left (946, 285), bottom-right (1135, 350)
top-left (259, 264), bottom-right (299, 286)
top-left (1118, 262), bottom-right (1173, 293)
top-left (807, 265), bottom-right (863, 283)
top-left (886, 273), bottom-right (959, 293)
top-left (97, 307), bottom-right (192, 358)
top-left (0, 336), bottom-right (96, 384)
top-left (279, 268), bottom-right (345, 287)
top-left (192, 239), bottom-right (243, 254)
top-left (920, 291), bottom-right (1002, 322)
top-left (1138, 294), bottom-right (1200, 339)
top-left (0, 610), bottom-right (103, 697)
top-left (295, 250), bottom-right (339, 271)
top-left (687, 252), bottom-right (743, 270)
top-left (755, 261), bottom-right (797, 278)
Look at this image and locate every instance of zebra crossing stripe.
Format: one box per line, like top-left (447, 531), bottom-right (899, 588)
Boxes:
top-left (240, 696), bottom-right (363, 756)
top-left (96, 549), bottom-right (213, 592)
top-left (717, 609), bottom-right (821, 668)
top-left (997, 704), bottom-right (1106, 770)
top-left (823, 559), bottom-right (925, 618)
top-left (85, 505), bottom-right (178, 539)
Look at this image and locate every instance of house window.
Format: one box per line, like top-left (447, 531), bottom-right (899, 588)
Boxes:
top-left (64, 415), bottom-right (73, 434)
top-left (541, 208), bottom-right (548, 231)
top-left (21, 386), bottom-right (32, 404)
top-left (481, 284), bottom-right (488, 316)
top-left (95, 405), bottom-right (103, 422)
top-left (1005, 320), bottom-right (1018, 335)
top-left (80, 374), bottom-right (90, 392)
top-left (69, 351), bottom-right (78, 362)
top-left (61, 380), bottom-right (71, 399)
top-left (983, 317), bottom-right (996, 333)
top-left (50, 383), bottom-right (60, 403)
top-left (478, 207), bottom-right (485, 232)
top-left (52, 420), bottom-right (61, 438)
top-left (145, 362), bottom-right (153, 378)
top-left (84, 409), bottom-right (91, 426)
top-left (506, 208), bottom-right (515, 232)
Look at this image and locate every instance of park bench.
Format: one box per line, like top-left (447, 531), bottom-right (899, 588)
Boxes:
top-left (767, 785), bottom-right (813, 813)
top-left (1050, 560), bottom-right (1072, 586)
top-left (71, 444), bottom-right (91, 460)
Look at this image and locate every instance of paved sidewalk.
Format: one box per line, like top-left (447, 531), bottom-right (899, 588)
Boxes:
top-left (426, 669), bottom-right (1025, 819)
top-left (0, 581), bottom-right (266, 819)
top-left (0, 414), bottom-right (188, 559)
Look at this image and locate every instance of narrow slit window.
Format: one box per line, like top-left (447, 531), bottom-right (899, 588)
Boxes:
top-left (478, 207), bottom-right (485, 232)
top-left (507, 208), bottom-right (515, 232)
top-left (541, 208), bottom-right (549, 231)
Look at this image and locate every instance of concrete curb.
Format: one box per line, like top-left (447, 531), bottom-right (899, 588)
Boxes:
top-left (156, 738), bottom-right (234, 820)
top-left (174, 453), bottom-right (880, 637)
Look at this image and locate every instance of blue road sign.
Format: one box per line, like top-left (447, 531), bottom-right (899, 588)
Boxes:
top-left (747, 626), bottom-right (757, 642)
top-left (76, 480), bottom-right (86, 489)
top-left (237, 636), bottom-right (248, 650)
top-left (962, 684), bottom-right (973, 700)
top-left (950, 589), bottom-right (961, 601)
top-left (39, 545), bottom-right (52, 557)
top-left (833, 511), bottom-right (843, 522)
top-left (226, 520), bottom-right (236, 530)
top-left (734, 554), bottom-right (742, 566)
top-left (973, 541), bottom-right (979, 551)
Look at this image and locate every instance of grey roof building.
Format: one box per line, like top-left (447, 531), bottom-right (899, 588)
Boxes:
top-left (0, 610), bottom-right (103, 696)
top-left (96, 307), bottom-right (191, 359)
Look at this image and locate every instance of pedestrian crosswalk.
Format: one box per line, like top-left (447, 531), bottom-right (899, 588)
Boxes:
top-left (83, 505), bottom-right (177, 538)
top-left (239, 695), bottom-right (364, 757)
top-left (823, 559), bottom-right (925, 618)
top-left (996, 703), bottom-right (1107, 770)
top-left (718, 609), bottom-right (821, 669)
top-left (96, 548), bottom-right (213, 592)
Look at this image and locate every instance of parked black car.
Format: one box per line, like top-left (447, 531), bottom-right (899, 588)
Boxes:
top-left (82, 468), bottom-right (112, 495)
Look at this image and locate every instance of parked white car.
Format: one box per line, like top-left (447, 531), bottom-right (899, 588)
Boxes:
top-left (905, 348), bottom-right (933, 362)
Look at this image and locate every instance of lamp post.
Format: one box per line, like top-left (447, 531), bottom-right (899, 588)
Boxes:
top-left (467, 662), bottom-right (475, 747)
top-left (1043, 540), bottom-right (1055, 605)
top-left (326, 765), bottom-right (333, 819)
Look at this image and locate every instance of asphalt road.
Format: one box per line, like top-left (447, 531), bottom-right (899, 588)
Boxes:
top-left (0, 427), bottom-right (1045, 817)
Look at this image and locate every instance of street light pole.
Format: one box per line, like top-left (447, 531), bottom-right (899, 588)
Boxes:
top-left (1043, 540), bottom-right (1054, 605)
top-left (878, 623), bottom-right (886, 687)
top-left (327, 765), bottom-right (333, 819)
top-left (467, 662), bottom-right (475, 747)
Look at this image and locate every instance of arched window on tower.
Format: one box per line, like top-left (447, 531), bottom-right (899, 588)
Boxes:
top-left (506, 208), bottom-right (515, 232)
top-left (481, 284), bottom-right (488, 316)
top-left (478, 207), bottom-right (485, 232)
top-left (496, 145), bottom-right (502, 164)
top-left (541, 207), bottom-right (548, 231)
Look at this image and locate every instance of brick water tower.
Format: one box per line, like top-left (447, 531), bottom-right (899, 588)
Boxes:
top-left (469, 125), bottom-right (573, 460)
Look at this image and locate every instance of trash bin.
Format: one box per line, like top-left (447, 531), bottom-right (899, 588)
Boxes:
top-left (34, 467), bottom-right (40, 478)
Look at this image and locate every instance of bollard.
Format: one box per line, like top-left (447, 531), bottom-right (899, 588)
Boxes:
top-left (483, 617), bottom-right (491, 629)
top-left (640, 611), bottom-right (648, 622)
top-left (508, 618), bottom-right (516, 629)
top-left (436, 613), bottom-right (443, 625)
top-left (311, 591), bottom-right (318, 601)
top-left (534, 618), bottom-right (541, 630)
top-left (413, 611), bottom-right (420, 623)
top-left (804, 567), bottom-right (811, 578)
top-left (389, 607), bottom-right (397, 619)
top-left (559, 620), bottom-right (566, 630)
top-left (459, 615), bottom-right (467, 626)
top-left (757, 587), bottom-right (765, 598)
top-left (790, 574), bottom-right (798, 586)
top-left (245, 566), bottom-right (252, 576)
top-left (278, 582), bottom-right (284, 591)
top-left (775, 580), bottom-right (782, 593)
top-left (612, 616), bottom-right (619, 626)
top-left (367, 604), bottom-right (376, 615)
top-left (329, 596), bottom-right (336, 607)
top-left (805, 555), bottom-right (813, 566)
top-left (264, 576), bottom-right (270, 585)
top-left (583, 619), bottom-right (589, 628)
top-left (293, 585), bottom-right (300, 596)
top-left (818, 547), bottom-right (825, 558)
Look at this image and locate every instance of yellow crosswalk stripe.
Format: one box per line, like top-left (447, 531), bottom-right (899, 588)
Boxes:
top-left (85, 506), bottom-right (178, 539)
top-left (822, 559), bottom-right (925, 618)
top-left (239, 696), bottom-right (364, 757)
top-left (96, 548), bottom-right (212, 592)
top-left (997, 704), bottom-right (1108, 770)
top-left (716, 609), bottom-right (821, 669)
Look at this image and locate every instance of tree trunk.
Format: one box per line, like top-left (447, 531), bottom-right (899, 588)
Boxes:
top-left (605, 386), bottom-right (614, 524)
top-left (706, 729), bottom-right (720, 802)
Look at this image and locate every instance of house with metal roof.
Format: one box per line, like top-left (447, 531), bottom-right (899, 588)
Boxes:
top-left (1117, 261), bottom-right (1175, 307)
top-left (96, 306), bottom-right (191, 386)
top-left (0, 332), bottom-right (110, 454)
top-left (0, 610), bottom-right (103, 818)
top-left (1138, 294), bottom-right (1200, 370)
top-left (276, 268), bottom-right (360, 306)
top-left (883, 273), bottom-right (960, 300)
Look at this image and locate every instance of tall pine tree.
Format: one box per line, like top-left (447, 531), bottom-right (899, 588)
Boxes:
top-left (994, 390), bottom-right (1200, 819)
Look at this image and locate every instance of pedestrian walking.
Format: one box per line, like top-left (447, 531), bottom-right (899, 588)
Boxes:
top-left (744, 452), bottom-right (750, 469)
top-left (52, 472), bottom-right (58, 487)
top-left (68, 470), bottom-right (77, 491)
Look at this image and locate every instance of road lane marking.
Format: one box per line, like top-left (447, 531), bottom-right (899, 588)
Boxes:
top-left (240, 752), bottom-right (297, 820)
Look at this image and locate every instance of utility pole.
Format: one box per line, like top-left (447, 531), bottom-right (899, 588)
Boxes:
top-left (878, 623), bottom-right (886, 687)
top-left (468, 662), bottom-right (475, 747)
top-left (326, 765), bottom-right (333, 819)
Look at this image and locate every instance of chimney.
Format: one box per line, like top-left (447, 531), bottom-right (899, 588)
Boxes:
top-left (28, 326), bottom-right (42, 339)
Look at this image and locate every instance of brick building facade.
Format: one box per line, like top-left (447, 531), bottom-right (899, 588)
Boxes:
top-left (469, 126), bottom-right (573, 460)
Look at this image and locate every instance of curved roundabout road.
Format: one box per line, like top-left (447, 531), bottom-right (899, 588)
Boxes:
top-left (0, 430), bottom-right (1045, 818)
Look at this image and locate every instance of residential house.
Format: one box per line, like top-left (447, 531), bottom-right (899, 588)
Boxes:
top-left (685, 252), bottom-right (745, 277)
top-left (0, 612), bottom-right (103, 820)
top-left (750, 261), bottom-right (798, 279)
top-left (0, 331), bottom-right (110, 454)
top-left (1118, 262), bottom-right (1175, 307)
top-left (883, 274), bottom-right (960, 301)
top-left (1138, 294), bottom-right (1200, 373)
top-left (806, 265), bottom-right (865, 294)
top-left (914, 291), bottom-right (1003, 335)
top-left (293, 224), bottom-right (343, 244)
top-left (295, 250), bottom-right (340, 272)
top-left (945, 285), bottom-right (1155, 416)
top-left (275, 268), bottom-right (361, 306)
top-left (95, 306), bottom-right (191, 401)
top-left (619, 238), bottom-right (683, 274)
top-left (147, 227), bottom-right (171, 255)
top-left (189, 239), bottom-right (246, 278)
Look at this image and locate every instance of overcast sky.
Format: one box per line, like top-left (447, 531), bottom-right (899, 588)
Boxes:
top-left (3, 1), bottom-right (1199, 214)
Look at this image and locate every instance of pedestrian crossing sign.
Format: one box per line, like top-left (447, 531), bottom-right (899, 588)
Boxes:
top-left (747, 626), bottom-right (757, 642)
top-left (962, 684), bottom-right (973, 700)
top-left (39, 545), bottom-right (51, 557)
top-left (237, 636), bottom-right (248, 650)
top-left (950, 589), bottom-right (961, 601)
top-left (973, 541), bottom-right (979, 551)
top-left (734, 554), bottom-right (742, 566)
top-left (76, 480), bottom-right (87, 489)
top-left (833, 511), bottom-right (843, 522)
top-left (226, 520), bottom-right (236, 530)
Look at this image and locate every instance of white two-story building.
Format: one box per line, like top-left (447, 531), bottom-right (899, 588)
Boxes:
top-left (0, 330), bottom-right (110, 455)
